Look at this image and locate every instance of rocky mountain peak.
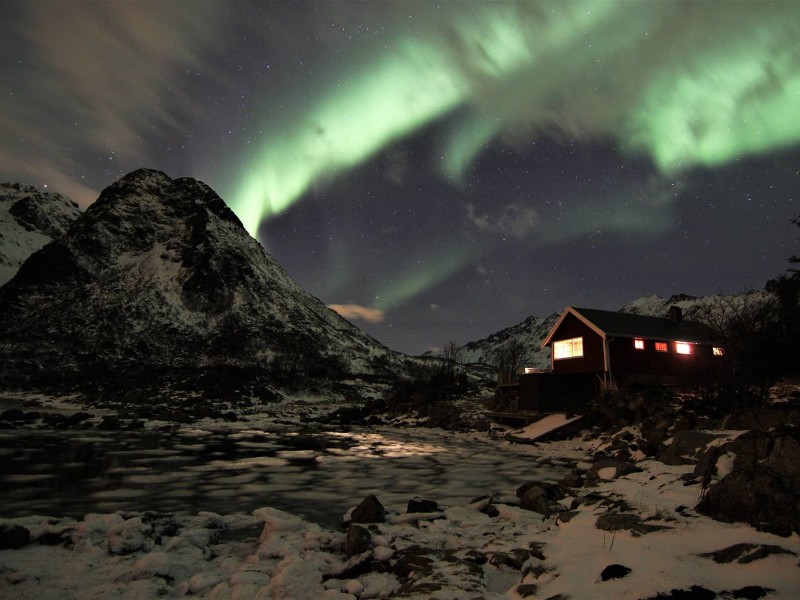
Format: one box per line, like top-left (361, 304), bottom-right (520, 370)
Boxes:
top-left (0, 169), bottom-right (395, 391)
top-left (0, 182), bottom-right (82, 287)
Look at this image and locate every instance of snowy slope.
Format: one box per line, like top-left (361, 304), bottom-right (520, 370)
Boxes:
top-left (0, 169), bottom-right (397, 384)
top-left (461, 312), bottom-right (560, 369)
top-left (0, 182), bottom-right (82, 286)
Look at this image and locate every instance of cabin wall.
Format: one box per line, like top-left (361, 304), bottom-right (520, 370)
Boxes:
top-left (518, 373), bottom-right (598, 413)
top-left (550, 313), bottom-right (605, 374)
top-left (609, 337), bottom-right (720, 379)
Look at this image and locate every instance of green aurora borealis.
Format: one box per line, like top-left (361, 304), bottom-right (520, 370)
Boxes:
top-left (231, 1), bottom-right (800, 233)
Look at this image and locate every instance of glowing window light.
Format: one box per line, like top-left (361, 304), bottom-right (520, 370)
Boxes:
top-left (713, 347), bottom-right (725, 356)
top-left (553, 337), bottom-right (583, 360)
top-left (655, 342), bottom-right (668, 352)
top-left (676, 342), bottom-right (692, 355)
top-left (634, 338), bottom-right (644, 350)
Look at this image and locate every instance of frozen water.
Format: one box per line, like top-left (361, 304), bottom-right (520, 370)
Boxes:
top-left (0, 426), bottom-right (566, 528)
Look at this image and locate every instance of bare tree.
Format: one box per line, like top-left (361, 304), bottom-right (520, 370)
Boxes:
top-left (693, 291), bottom-right (783, 408)
top-left (441, 341), bottom-right (464, 374)
top-left (484, 338), bottom-right (532, 385)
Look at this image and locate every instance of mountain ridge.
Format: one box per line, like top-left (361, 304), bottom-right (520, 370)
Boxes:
top-left (0, 169), bottom-right (398, 393)
top-left (0, 182), bottom-right (82, 287)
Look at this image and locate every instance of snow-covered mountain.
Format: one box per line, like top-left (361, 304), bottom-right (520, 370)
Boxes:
top-left (0, 182), bottom-right (82, 286)
top-left (461, 292), bottom-right (771, 370)
top-left (0, 169), bottom-right (396, 386)
top-left (461, 313), bottom-right (559, 369)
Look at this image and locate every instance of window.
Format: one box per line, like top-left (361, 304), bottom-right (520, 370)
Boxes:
top-left (553, 337), bottom-right (584, 359)
top-left (634, 338), bottom-right (644, 350)
top-left (655, 342), bottom-right (668, 353)
top-left (713, 347), bottom-right (725, 356)
top-left (675, 342), bottom-right (692, 355)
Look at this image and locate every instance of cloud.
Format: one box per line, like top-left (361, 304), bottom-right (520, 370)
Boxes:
top-left (466, 203), bottom-right (540, 239)
top-left (327, 304), bottom-right (386, 324)
top-left (1, 2), bottom-right (222, 204)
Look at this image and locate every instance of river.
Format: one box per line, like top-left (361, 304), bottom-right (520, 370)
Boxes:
top-left (0, 423), bottom-right (568, 529)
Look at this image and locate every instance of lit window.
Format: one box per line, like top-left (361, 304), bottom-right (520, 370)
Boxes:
top-left (553, 337), bottom-right (584, 359)
top-left (634, 338), bottom-right (644, 350)
top-left (676, 342), bottom-right (692, 355)
top-left (655, 342), bottom-right (668, 352)
top-left (713, 347), bottom-right (725, 356)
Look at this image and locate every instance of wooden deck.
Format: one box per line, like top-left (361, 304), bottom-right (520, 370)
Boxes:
top-left (483, 411), bottom-right (541, 425)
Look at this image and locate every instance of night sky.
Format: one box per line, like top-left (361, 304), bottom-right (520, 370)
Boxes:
top-left (2, 1), bottom-right (798, 354)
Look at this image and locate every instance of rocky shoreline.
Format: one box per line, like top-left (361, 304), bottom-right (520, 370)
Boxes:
top-left (1, 389), bottom-right (799, 598)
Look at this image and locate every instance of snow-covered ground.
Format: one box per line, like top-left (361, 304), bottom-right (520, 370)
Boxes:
top-left (1, 394), bottom-right (798, 599)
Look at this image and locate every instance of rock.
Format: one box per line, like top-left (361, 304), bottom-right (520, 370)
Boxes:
top-left (659, 430), bottom-right (721, 465)
top-left (0, 408), bottom-right (24, 421)
top-left (694, 429), bottom-right (800, 491)
top-left (763, 434), bottom-right (800, 491)
top-left (698, 543), bottom-right (796, 564)
top-left (697, 466), bottom-right (800, 536)
top-left (595, 513), bottom-right (642, 531)
top-left (461, 549), bottom-right (487, 565)
top-left (97, 416), bottom-right (121, 430)
top-left (528, 542), bottom-right (546, 560)
top-left (725, 586), bottom-right (774, 599)
top-left (600, 564), bottom-right (631, 581)
top-left (515, 584), bottom-right (538, 598)
top-left (42, 413), bottom-right (65, 427)
top-left (0, 525), bottom-right (31, 549)
top-left (345, 524), bottom-right (371, 557)
top-left (556, 511), bottom-right (579, 523)
top-left (558, 471), bottom-right (584, 488)
top-left (61, 411), bottom-right (93, 428)
top-left (351, 495), bottom-right (385, 524)
top-left (723, 405), bottom-right (800, 430)
top-left (488, 549), bottom-right (529, 570)
top-left (641, 585), bottom-right (716, 600)
top-left (407, 497), bottom-right (438, 513)
top-left (520, 486), bottom-right (552, 515)
top-left (585, 459), bottom-right (642, 484)
top-left (516, 481), bottom-right (566, 500)
top-left (391, 547), bottom-right (434, 579)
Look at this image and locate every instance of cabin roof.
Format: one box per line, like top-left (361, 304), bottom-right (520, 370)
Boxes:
top-left (541, 306), bottom-right (721, 348)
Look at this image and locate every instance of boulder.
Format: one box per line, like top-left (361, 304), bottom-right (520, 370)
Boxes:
top-left (407, 497), bottom-right (438, 513)
top-left (345, 524), bottom-right (371, 557)
top-left (520, 486), bottom-right (551, 515)
top-left (351, 495), bottom-right (385, 524)
top-left (723, 405), bottom-right (800, 430)
top-left (97, 416), bottom-right (121, 430)
top-left (658, 430), bottom-right (721, 465)
top-left (600, 564), bottom-right (631, 581)
top-left (698, 543), bottom-right (796, 564)
top-left (61, 411), bottom-right (93, 428)
top-left (595, 513), bottom-right (642, 531)
top-left (516, 481), bottom-right (566, 501)
top-left (585, 459), bottom-right (642, 484)
top-left (0, 408), bottom-right (24, 421)
top-left (696, 466), bottom-right (800, 537)
top-left (0, 525), bottom-right (31, 549)
top-left (694, 429), bottom-right (800, 490)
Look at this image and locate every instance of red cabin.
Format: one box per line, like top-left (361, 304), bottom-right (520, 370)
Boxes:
top-left (540, 305), bottom-right (725, 391)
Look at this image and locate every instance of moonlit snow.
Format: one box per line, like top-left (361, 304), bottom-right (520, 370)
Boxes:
top-left (1, 397), bottom-right (798, 599)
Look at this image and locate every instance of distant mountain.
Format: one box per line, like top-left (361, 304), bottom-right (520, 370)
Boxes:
top-left (0, 169), bottom-right (397, 390)
top-left (460, 292), bottom-right (771, 370)
top-left (461, 313), bottom-right (559, 369)
top-left (0, 182), bottom-right (82, 286)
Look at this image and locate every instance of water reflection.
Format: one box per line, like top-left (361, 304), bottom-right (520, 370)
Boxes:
top-left (0, 427), bottom-right (563, 529)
